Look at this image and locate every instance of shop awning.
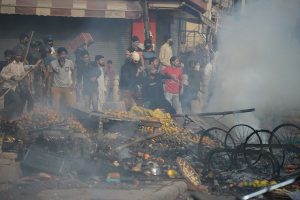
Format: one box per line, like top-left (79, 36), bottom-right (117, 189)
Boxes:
top-left (0, 0), bottom-right (142, 19)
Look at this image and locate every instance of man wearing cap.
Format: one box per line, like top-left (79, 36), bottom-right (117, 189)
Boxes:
top-left (119, 51), bottom-right (144, 110)
top-left (1, 48), bottom-right (42, 115)
top-left (159, 35), bottom-right (173, 66)
top-left (44, 35), bottom-right (56, 57)
top-left (131, 36), bottom-right (145, 68)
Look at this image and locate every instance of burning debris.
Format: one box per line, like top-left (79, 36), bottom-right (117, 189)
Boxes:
top-left (0, 105), bottom-right (299, 200)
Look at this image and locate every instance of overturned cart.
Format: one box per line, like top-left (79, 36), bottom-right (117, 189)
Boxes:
top-left (196, 119), bottom-right (300, 179)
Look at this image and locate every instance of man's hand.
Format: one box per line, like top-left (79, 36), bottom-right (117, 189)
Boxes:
top-left (11, 75), bottom-right (23, 81)
top-left (34, 59), bottom-right (43, 67)
top-left (137, 66), bottom-right (145, 74)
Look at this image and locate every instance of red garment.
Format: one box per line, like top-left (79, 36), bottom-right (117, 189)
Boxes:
top-left (161, 66), bottom-right (182, 94)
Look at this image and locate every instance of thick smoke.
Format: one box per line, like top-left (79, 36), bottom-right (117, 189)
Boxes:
top-left (208, 0), bottom-right (300, 128)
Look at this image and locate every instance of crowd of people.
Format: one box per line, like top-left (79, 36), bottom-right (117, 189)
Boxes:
top-left (0, 32), bottom-right (215, 120)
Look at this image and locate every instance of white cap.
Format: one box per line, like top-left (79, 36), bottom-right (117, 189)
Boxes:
top-left (131, 51), bottom-right (140, 62)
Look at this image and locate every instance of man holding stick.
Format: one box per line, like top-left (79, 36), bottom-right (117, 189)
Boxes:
top-left (0, 48), bottom-right (42, 115)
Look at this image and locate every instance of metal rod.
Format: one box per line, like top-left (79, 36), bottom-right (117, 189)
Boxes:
top-left (236, 175), bottom-right (300, 200)
top-left (173, 108), bottom-right (255, 117)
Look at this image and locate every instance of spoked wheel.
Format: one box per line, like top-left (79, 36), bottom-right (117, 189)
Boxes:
top-left (244, 130), bottom-right (264, 168)
top-left (205, 148), bottom-right (233, 173)
top-left (198, 127), bottom-right (228, 160)
top-left (225, 124), bottom-right (256, 149)
top-left (249, 151), bottom-right (279, 179)
top-left (269, 123), bottom-right (300, 168)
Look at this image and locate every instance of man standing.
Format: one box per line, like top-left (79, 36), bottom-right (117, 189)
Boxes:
top-left (0, 50), bottom-right (21, 119)
top-left (95, 55), bottom-right (106, 111)
top-left (160, 56), bottom-right (183, 114)
top-left (1, 48), bottom-right (41, 116)
top-left (80, 51), bottom-right (100, 112)
top-left (119, 51), bottom-right (143, 110)
top-left (142, 67), bottom-right (175, 114)
top-left (147, 57), bottom-right (160, 74)
top-left (15, 33), bottom-right (29, 54)
top-left (49, 47), bottom-right (75, 112)
top-left (105, 60), bottom-right (115, 101)
top-left (131, 36), bottom-right (144, 68)
top-left (199, 55), bottom-right (215, 111)
top-left (28, 41), bottom-right (42, 100)
top-left (159, 35), bottom-right (173, 66)
top-left (43, 35), bottom-right (56, 57)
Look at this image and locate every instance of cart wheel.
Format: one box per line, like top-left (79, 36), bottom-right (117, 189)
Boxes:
top-left (244, 130), bottom-right (264, 168)
top-left (269, 123), bottom-right (300, 167)
top-left (205, 148), bottom-right (233, 173)
top-left (225, 124), bottom-right (256, 149)
top-left (197, 127), bottom-right (228, 160)
top-left (249, 151), bottom-right (280, 179)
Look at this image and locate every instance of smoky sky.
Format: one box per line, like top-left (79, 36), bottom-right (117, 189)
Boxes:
top-left (207, 0), bottom-right (300, 127)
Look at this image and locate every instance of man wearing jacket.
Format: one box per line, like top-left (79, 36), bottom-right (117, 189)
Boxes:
top-left (80, 51), bottom-right (100, 112)
top-left (142, 67), bottom-right (175, 114)
top-left (119, 51), bottom-right (143, 110)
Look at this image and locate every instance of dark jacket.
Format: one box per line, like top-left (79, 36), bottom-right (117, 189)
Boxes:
top-left (82, 62), bottom-right (101, 95)
top-left (189, 70), bottom-right (202, 93)
top-left (142, 74), bottom-right (175, 114)
top-left (119, 60), bottom-right (140, 92)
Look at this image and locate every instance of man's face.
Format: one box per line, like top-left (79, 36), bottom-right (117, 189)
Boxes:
top-left (14, 55), bottom-right (22, 63)
top-left (48, 40), bottom-right (54, 47)
top-left (21, 37), bottom-right (29, 45)
top-left (98, 58), bottom-right (105, 66)
top-left (174, 58), bottom-right (180, 67)
top-left (168, 39), bottom-right (173, 46)
top-left (107, 63), bottom-right (112, 68)
top-left (81, 54), bottom-right (90, 64)
top-left (153, 59), bottom-right (159, 67)
top-left (132, 41), bottom-right (139, 49)
top-left (58, 51), bottom-right (67, 61)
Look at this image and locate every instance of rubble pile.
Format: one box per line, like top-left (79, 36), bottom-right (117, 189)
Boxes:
top-left (1, 106), bottom-right (299, 199)
top-left (0, 106), bottom-right (92, 158)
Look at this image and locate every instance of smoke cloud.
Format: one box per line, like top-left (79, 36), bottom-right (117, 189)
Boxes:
top-left (208, 0), bottom-right (300, 128)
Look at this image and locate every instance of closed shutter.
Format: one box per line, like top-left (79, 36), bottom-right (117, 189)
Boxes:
top-left (87, 19), bottom-right (131, 73)
top-left (0, 16), bottom-right (131, 74)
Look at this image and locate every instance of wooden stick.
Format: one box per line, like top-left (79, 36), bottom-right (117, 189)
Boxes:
top-left (23, 31), bottom-right (34, 63)
top-left (113, 132), bottom-right (164, 152)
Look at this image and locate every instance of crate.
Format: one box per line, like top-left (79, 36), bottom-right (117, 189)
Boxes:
top-left (69, 33), bottom-right (94, 52)
top-left (22, 145), bottom-right (67, 175)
